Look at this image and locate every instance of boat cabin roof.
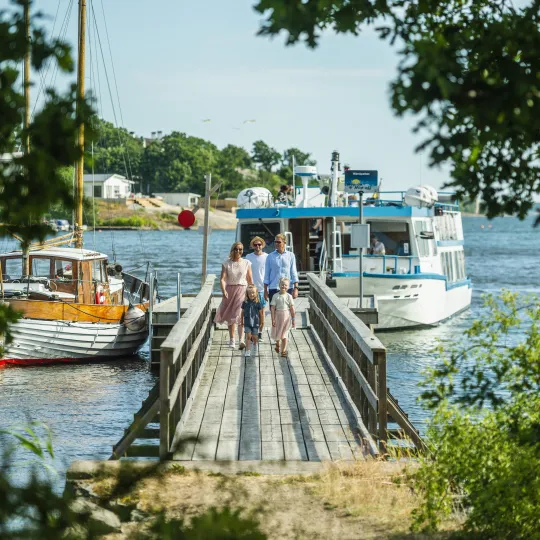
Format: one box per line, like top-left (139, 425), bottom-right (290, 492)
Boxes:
top-left (236, 206), bottom-right (438, 220)
top-left (1, 247), bottom-right (107, 261)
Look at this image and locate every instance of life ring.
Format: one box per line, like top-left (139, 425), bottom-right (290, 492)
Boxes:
top-left (95, 285), bottom-right (106, 305)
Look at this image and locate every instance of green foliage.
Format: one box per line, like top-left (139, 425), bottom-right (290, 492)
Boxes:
top-left (147, 507), bottom-right (266, 539)
top-left (411, 292), bottom-right (540, 536)
top-left (97, 216), bottom-right (159, 228)
top-left (217, 144), bottom-right (253, 193)
top-left (254, 0), bottom-right (540, 218)
top-left (139, 132), bottom-right (218, 194)
top-left (251, 140), bottom-right (281, 172)
top-left (87, 117), bottom-right (143, 179)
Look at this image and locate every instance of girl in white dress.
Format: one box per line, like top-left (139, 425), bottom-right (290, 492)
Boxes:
top-left (270, 277), bottom-right (296, 357)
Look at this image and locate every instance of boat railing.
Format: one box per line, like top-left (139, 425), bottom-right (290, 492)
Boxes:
top-left (341, 254), bottom-right (422, 275)
top-left (319, 238), bottom-right (328, 276)
top-left (250, 189), bottom-right (460, 212)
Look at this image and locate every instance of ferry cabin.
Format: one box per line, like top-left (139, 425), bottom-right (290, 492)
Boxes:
top-left (236, 193), bottom-right (471, 329)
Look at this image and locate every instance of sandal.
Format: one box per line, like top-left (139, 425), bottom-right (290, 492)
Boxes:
top-left (274, 343), bottom-right (280, 353)
top-left (281, 350), bottom-right (287, 358)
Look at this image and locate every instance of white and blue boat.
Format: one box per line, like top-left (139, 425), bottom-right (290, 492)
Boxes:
top-left (235, 153), bottom-right (472, 330)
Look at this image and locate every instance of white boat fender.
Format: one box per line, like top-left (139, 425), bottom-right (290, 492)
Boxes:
top-left (124, 306), bottom-right (146, 333)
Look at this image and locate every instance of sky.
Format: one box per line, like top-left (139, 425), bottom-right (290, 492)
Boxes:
top-left (5, 0), bottom-right (451, 190)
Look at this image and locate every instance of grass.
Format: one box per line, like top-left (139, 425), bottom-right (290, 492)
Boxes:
top-left (80, 461), bottom-right (464, 538)
top-left (96, 216), bottom-right (160, 228)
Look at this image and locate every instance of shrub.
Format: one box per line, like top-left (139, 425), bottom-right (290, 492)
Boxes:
top-left (411, 292), bottom-right (540, 537)
top-left (97, 216), bottom-right (159, 228)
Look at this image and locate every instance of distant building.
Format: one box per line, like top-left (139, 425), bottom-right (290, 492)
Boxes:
top-left (83, 174), bottom-right (134, 199)
top-left (154, 193), bottom-right (201, 208)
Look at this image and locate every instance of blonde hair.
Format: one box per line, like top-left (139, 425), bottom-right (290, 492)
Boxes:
top-left (245, 284), bottom-right (259, 302)
top-left (275, 233), bottom-right (286, 244)
top-left (250, 236), bottom-right (266, 249)
top-left (279, 277), bottom-right (290, 288)
top-left (229, 241), bottom-right (244, 259)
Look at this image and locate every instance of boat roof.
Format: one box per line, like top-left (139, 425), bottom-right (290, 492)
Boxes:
top-left (1, 247), bottom-right (108, 261)
top-left (236, 205), bottom-right (439, 220)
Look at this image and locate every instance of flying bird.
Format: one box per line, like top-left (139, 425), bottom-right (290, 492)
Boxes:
top-left (243, 119), bottom-right (256, 124)
top-left (202, 119), bottom-right (211, 123)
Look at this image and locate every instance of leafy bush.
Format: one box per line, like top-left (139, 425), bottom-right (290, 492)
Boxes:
top-left (97, 216), bottom-right (159, 228)
top-left (411, 292), bottom-right (540, 537)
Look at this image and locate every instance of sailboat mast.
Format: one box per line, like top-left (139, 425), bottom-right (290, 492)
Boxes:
top-left (23, 0), bottom-right (30, 153)
top-left (74, 0), bottom-right (87, 248)
top-left (22, 0), bottom-right (31, 276)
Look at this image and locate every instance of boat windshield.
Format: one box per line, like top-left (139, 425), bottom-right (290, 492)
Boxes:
top-left (240, 222), bottom-right (281, 254)
top-left (1, 257), bottom-right (23, 280)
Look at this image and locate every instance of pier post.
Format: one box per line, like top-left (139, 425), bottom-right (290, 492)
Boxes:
top-left (201, 173), bottom-right (211, 287)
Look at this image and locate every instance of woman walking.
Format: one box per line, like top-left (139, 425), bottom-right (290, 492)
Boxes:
top-left (270, 277), bottom-right (296, 357)
top-left (215, 241), bottom-right (253, 349)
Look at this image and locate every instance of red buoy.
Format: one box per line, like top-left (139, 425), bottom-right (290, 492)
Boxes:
top-left (177, 209), bottom-right (196, 229)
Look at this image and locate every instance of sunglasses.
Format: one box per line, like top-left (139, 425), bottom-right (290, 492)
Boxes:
top-left (275, 241), bottom-right (283, 244)
top-left (233, 248), bottom-right (243, 252)
top-left (253, 243), bottom-right (262, 247)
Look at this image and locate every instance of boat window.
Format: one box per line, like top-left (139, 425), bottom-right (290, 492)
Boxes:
top-left (413, 220), bottom-right (435, 257)
top-left (362, 221), bottom-right (410, 255)
top-left (91, 259), bottom-right (103, 282)
top-left (54, 260), bottom-right (74, 280)
top-left (240, 222), bottom-right (281, 254)
top-left (31, 257), bottom-right (52, 278)
top-left (2, 257), bottom-right (23, 279)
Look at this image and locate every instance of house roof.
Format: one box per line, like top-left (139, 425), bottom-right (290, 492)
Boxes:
top-left (83, 173), bottom-right (135, 184)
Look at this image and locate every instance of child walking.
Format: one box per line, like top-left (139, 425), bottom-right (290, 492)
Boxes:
top-left (241, 285), bottom-right (265, 358)
top-left (271, 277), bottom-right (296, 357)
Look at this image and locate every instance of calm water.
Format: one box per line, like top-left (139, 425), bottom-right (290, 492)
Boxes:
top-left (0, 217), bottom-right (538, 483)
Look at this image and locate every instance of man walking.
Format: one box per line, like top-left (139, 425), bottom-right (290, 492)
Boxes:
top-left (246, 236), bottom-right (268, 341)
top-left (264, 233), bottom-right (299, 303)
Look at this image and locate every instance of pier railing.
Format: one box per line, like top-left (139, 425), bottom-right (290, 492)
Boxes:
top-left (307, 273), bottom-right (388, 450)
top-left (159, 274), bottom-right (215, 460)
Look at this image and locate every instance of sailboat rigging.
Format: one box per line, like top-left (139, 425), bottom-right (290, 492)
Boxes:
top-left (0, 0), bottom-right (151, 367)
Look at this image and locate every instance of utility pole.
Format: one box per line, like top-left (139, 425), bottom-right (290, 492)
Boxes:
top-left (201, 173), bottom-right (211, 286)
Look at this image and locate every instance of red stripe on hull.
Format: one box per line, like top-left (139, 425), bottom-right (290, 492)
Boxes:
top-left (0, 356), bottom-right (134, 368)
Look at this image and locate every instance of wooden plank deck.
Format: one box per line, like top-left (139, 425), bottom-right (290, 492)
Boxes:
top-left (171, 325), bottom-right (369, 462)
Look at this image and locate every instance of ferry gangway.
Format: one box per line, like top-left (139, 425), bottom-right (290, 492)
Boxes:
top-left (111, 274), bottom-right (425, 462)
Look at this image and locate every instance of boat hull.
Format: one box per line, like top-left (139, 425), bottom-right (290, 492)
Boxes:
top-left (332, 274), bottom-right (472, 330)
top-left (1, 317), bottom-right (148, 367)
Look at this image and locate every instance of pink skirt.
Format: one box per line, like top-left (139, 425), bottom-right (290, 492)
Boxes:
top-left (272, 309), bottom-right (291, 340)
top-left (214, 284), bottom-right (246, 326)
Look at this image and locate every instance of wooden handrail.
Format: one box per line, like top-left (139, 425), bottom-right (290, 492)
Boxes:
top-left (307, 273), bottom-right (385, 363)
top-left (161, 276), bottom-right (215, 360)
top-left (160, 274), bottom-right (216, 460)
top-left (306, 273), bottom-right (388, 448)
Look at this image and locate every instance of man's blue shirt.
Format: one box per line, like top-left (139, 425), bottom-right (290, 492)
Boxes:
top-left (263, 249), bottom-right (299, 289)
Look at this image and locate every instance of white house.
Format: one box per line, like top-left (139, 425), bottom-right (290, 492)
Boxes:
top-left (83, 174), bottom-right (134, 199)
top-left (154, 193), bottom-right (201, 208)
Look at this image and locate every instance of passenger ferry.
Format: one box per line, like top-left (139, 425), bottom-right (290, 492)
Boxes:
top-left (235, 153), bottom-right (472, 330)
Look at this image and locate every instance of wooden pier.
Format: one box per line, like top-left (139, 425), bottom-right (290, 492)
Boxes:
top-left (112, 274), bottom-right (423, 463)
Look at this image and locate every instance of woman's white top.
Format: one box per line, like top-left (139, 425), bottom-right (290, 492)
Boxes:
top-left (223, 258), bottom-right (251, 286)
top-left (271, 292), bottom-right (294, 311)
